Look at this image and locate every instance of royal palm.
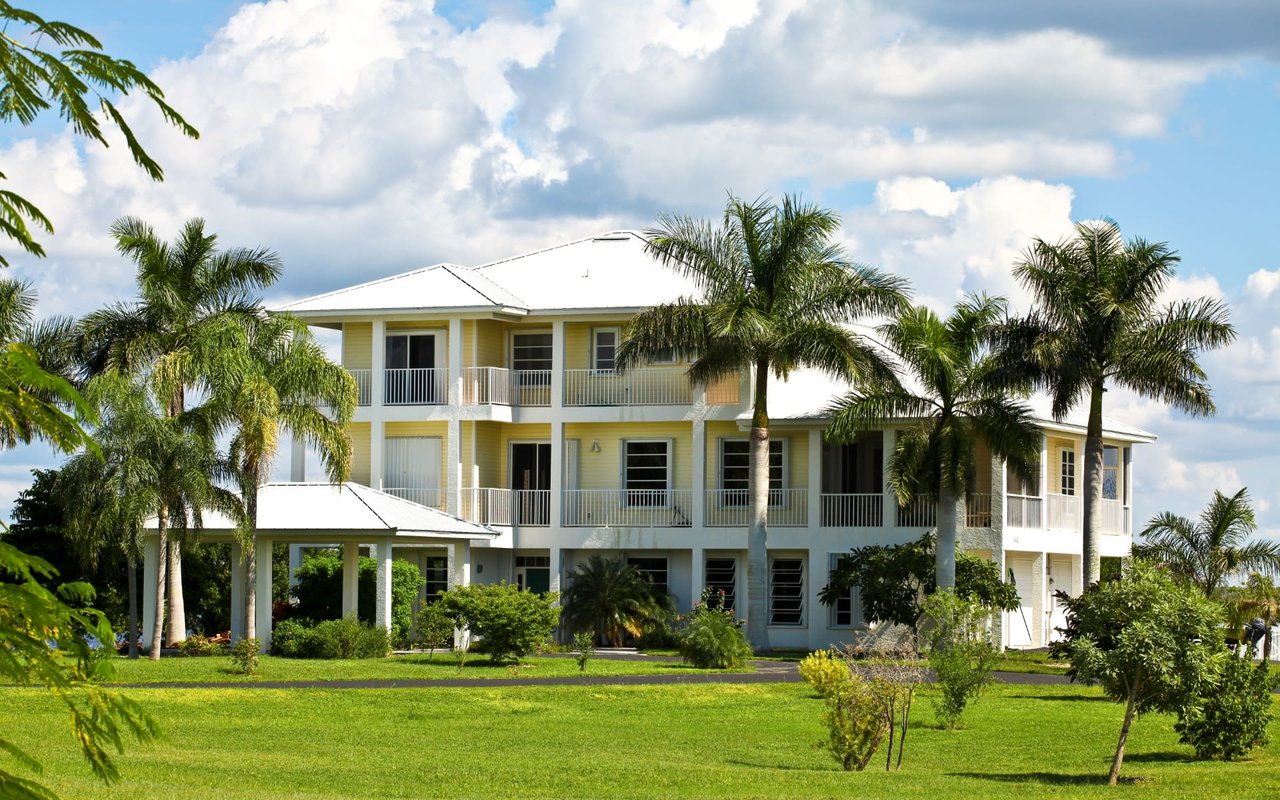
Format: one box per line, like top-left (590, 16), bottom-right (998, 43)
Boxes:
top-left (617, 194), bottom-right (906, 650)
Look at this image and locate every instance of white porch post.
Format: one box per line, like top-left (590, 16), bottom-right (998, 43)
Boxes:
top-left (549, 546), bottom-right (563, 593)
top-left (370, 419), bottom-right (384, 491)
top-left (141, 536), bottom-right (158, 651)
top-left (807, 548), bottom-right (826, 646)
top-left (550, 420), bottom-right (564, 528)
top-left (447, 418), bottom-right (461, 516)
top-left (808, 429), bottom-right (822, 529)
top-left (451, 540), bottom-right (472, 588)
top-left (230, 540), bottom-right (245, 642)
top-left (372, 320), bottom-right (385, 407)
top-left (689, 546), bottom-right (704, 611)
top-left (550, 320), bottom-right (565, 408)
top-left (254, 536), bottom-right (273, 653)
top-left (287, 544), bottom-right (303, 589)
top-left (374, 539), bottom-right (393, 634)
top-left (342, 542), bottom-right (360, 618)
top-left (881, 429), bottom-right (896, 529)
top-left (1038, 433), bottom-right (1049, 511)
top-left (692, 418), bottom-right (706, 528)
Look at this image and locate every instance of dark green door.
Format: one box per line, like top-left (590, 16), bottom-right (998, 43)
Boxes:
top-left (524, 568), bottom-right (550, 594)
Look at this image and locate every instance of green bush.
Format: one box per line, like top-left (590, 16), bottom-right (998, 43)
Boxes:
top-left (438, 583), bottom-right (560, 664)
top-left (291, 550), bottom-right (424, 646)
top-left (923, 591), bottom-right (1000, 729)
top-left (677, 599), bottom-right (753, 669)
top-left (822, 670), bottom-right (887, 771)
top-left (799, 649), bottom-right (851, 698)
top-left (1176, 658), bottom-right (1278, 760)
top-left (269, 617), bottom-right (389, 659)
top-left (176, 633), bottom-right (224, 657)
top-left (414, 601), bottom-right (456, 656)
top-left (573, 631), bottom-right (595, 673)
top-left (229, 638), bottom-right (260, 675)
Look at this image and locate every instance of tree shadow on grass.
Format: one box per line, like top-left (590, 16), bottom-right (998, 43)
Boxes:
top-left (726, 759), bottom-right (834, 773)
top-left (949, 771), bottom-right (1149, 786)
top-left (1005, 693), bottom-right (1113, 703)
top-left (1124, 751), bottom-right (1193, 764)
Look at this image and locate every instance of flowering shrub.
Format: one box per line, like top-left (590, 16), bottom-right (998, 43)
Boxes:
top-left (799, 649), bottom-right (851, 698)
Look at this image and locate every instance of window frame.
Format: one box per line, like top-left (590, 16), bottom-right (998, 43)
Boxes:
top-left (591, 326), bottom-right (621, 373)
top-left (717, 437), bottom-right (788, 508)
top-left (704, 555), bottom-right (737, 612)
top-left (1102, 445), bottom-right (1119, 501)
top-left (767, 554), bottom-right (805, 627)
top-left (509, 329), bottom-right (554, 372)
top-left (626, 556), bottom-right (669, 596)
top-left (621, 438), bottom-right (673, 508)
top-left (827, 553), bottom-right (861, 629)
top-left (1060, 448), bottom-right (1076, 496)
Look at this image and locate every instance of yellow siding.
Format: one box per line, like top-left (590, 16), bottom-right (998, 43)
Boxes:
top-left (563, 322), bottom-right (593, 369)
top-left (1048, 436), bottom-right (1075, 494)
top-left (476, 320), bottom-right (505, 368)
top-left (565, 422), bottom-right (694, 490)
top-left (788, 431), bottom-right (808, 490)
top-left (461, 420), bottom-right (473, 485)
top-left (348, 422), bottom-right (371, 486)
top-left (385, 421), bottom-right (449, 438)
top-left (342, 323), bottom-right (372, 370)
top-left (462, 320), bottom-right (475, 369)
top-left (385, 321), bottom-right (447, 332)
top-left (474, 421), bottom-right (503, 488)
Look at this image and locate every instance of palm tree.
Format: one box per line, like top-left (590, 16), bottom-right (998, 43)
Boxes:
top-left (560, 555), bottom-right (675, 647)
top-left (80, 216), bottom-right (281, 643)
top-left (213, 313), bottom-right (354, 642)
top-left (1007, 219), bottom-right (1235, 587)
top-left (826, 296), bottom-right (1041, 589)
top-left (617, 194), bottom-right (907, 650)
top-left (1134, 488), bottom-right (1280, 598)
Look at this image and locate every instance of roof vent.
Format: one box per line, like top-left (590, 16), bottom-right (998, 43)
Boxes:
top-left (592, 232), bottom-right (630, 241)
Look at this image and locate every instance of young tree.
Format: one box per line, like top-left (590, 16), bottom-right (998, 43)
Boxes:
top-left (0, 3), bottom-right (198, 265)
top-left (826, 295), bottom-right (1040, 589)
top-left (80, 217), bottom-right (281, 643)
top-left (1134, 487), bottom-right (1280, 597)
top-left (617, 194), bottom-right (907, 650)
top-left (1051, 560), bottom-right (1225, 785)
top-left (1006, 220), bottom-right (1235, 587)
top-left (560, 554), bottom-right (675, 647)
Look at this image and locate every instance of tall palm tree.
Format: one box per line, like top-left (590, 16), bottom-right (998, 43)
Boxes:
top-left (1006, 219), bottom-right (1235, 587)
top-left (827, 296), bottom-right (1041, 589)
top-left (560, 555), bottom-right (675, 647)
top-left (213, 313), bottom-right (354, 642)
top-left (80, 216), bottom-right (281, 643)
top-left (616, 194), bottom-right (907, 651)
top-left (1134, 488), bottom-right (1280, 598)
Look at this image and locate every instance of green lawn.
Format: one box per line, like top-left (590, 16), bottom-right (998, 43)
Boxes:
top-left (103, 652), bottom-right (729, 684)
top-left (992, 649), bottom-right (1071, 675)
top-left (4, 680), bottom-right (1277, 798)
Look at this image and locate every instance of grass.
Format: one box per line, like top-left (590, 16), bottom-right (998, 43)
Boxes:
top-left (992, 649), bottom-right (1071, 676)
top-left (102, 652), bottom-right (732, 684)
top-left (4, 679), bottom-right (1278, 798)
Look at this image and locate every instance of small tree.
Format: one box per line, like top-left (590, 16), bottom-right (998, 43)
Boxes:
top-left (1051, 560), bottom-right (1225, 784)
top-left (842, 627), bottom-right (927, 771)
top-left (922, 590), bottom-right (1000, 729)
top-left (437, 583), bottom-right (560, 664)
top-left (1175, 656), bottom-right (1278, 761)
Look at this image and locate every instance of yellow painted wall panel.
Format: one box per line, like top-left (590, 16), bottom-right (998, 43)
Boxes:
top-left (703, 422), bottom-right (807, 490)
top-left (386, 321), bottom-right (448, 331)
top-left (474, 421), bottom-right (503, 488)
top-left (565, 421), bottom-right (694, 490)
top-left (476, 320), bottom-right (506, 367)
top-left (385, 421), bottom-right (449, 438)
top-left (347, 422), bottom-right (370, 486)
top-left (342, 323), bottom-right (372, 370)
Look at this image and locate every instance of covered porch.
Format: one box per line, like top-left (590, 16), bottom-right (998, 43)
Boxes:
top-left (142, 482), bottom-right (498, 652)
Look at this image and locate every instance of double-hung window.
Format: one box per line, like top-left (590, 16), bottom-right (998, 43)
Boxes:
top-left (1060, 449), bottom-right (1076, 496)
top-left (720, 439), bottom-right (785, 507)
top-left (623, 440), bottom-right (670, 507)
top-left (592, 328), bottom-right (619, 373)
top-left (1102, 446), bottom-right (1119, 500)
top-left (768, 556), bottom-right (804, 626)
top-left (422, 556), bottom-right (448, 602)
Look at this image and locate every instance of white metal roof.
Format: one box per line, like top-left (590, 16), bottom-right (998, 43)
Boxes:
top-left (276, 264), bottom-right (527, 315)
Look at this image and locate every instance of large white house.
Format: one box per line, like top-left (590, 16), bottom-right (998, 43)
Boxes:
top-left (201, 230), bottom-right (1153, 652)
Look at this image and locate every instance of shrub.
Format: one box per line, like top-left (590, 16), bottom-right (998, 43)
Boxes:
top-left (799, 649), bottom-right (851, 698)
top-left (229, 638), bottom-right (260, 675)
top-left (560, 555), bottom-right (674, 646)
top-left (437, 583), bottom-right (560, 664)
top-left (1176, 658), bottom-right (1278, 760)
top-left (292, 550), bottom-right (424, 646)
top-left (922, 591), bottom-right (1000, 729)
top-left (573, 631), bottom-right (595, 673)
top-left (177, 633), bottom-right (224, 657)
top-left (677, 597), bottom-right (753, 669)
top-left (821, 670), bottom-right (886, 771)
top-left (269, 617), bottom-right (389, 659)
top-left (414, 601), bottom-right (456, 658)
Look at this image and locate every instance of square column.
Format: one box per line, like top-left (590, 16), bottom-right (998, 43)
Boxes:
top-left (342, 542), bottom-right (360, 618)
top-left (230, 540), bottom-right (245, 642)
top-left (254, 537), bottom-right (273, 653)
top-left (691, 419), bottom-right (706, 528)
top-left (549, 546), bottom-right (563, 593)
top-left (550, 420), bottom-right (564, 528)
top-left (372, 320), bottom-right (386, 407)
top-left (689, 546), bottom-right (704, 611)
top-left (881, 429), bottom-right (897, 528)
top-left (141, 536), bottom-right (159, 651)
top-left (447, 418), bottom-right (462, 515)
top-left (374, 539), bottom-right (393, 633)
top-left (287, 544), bottom-right (303, 589)
top-left (807, 548), bottom-right (826, 636)
top-left (370, 419), bottom-right (384, 490)
top-left (550, 320), bottom-right (565, 407)
top-left (807, 429), bottom-right (822, 529)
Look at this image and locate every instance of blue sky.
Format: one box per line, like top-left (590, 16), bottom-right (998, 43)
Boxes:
top-left (6, 1), bottom-right (1280, 539)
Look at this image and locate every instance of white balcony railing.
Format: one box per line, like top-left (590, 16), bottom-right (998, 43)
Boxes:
top-left (965, 493), bottom-right (993, 528)
top-left (821, 494), bottom-right (883, 527)
top-left (383, 486), bottom-right (443, 510)
top-left (384, 368), bottom-right (447, 405)
top-left (1047, 493), bottom-right (1080, 530)
top-left (511, 370), bottom-right (552, 407)
top-left (1006, 494), bottom-right (1044, 529)
top-left (459, 488), bottom-right (550, 526)
top-left (896, 496), bottom-right (936, 528)
top-left (563, 489), bottom-right (694, 527)
top-left (463, 367), bottom-right (510, 405)
top-left (1101, 498), bottom-right (1128, 534)
top-left (347, 368), bottom-right (372, 406)
top-left (563, 367), bottom-right (693, 406)
top-left (704, 489), bottom-right (807, 527)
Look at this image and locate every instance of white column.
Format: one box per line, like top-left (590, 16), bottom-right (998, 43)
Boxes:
top-left (447, 418), bottom-right (462, 516)
top-left (230, 540), bottom-right (245, 642)
top-left (881, 429), bottom-right (896, 529)
top-left (370, 419), bottom-right (384, 490)
top-left (448, 317), bottom-right (463, 406)
top-left (1030, 551), bottom-right (1047, 647)
top-left (254, 537), bottom-right (273, 653)
top-left (451, 540), bottom-right (471, 588)
top-left (342, 542), bottom-right (360, 618)
top-left (141, 536), bottom-right (159, 650)
top-left (807, 547), bottom-right (826, 643)
top-left (550, 319), bottom-right (565, 408)
top-left (374, 539), bottom-right (393, 633)
top-left (692, 418), bottom-right (706, 528)
top-left (689, 546), bottom-right (704, 611)
top-left (287, 544), bottom-right (303, 589)
top-left (371, 320), bottom-right (386, 407)
top-left (1039, 433), bottom-right (1049, 506)
top-left (807, 429), bottom-right (822, 529)
top-left (549, 546), bottom-right (563, 593)
top-left (550, 420), bottom-right (564, 529)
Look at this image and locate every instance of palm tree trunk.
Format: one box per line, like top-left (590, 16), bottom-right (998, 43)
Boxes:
top-left (745, 356), bottom-right (771, 653)
top-left (149, 508), bottom-right (169, 660)
top-left (166, 533), bottom-right (186, 643)
top-left (126, 556), bottom-right (139, 659)
top-left (244, 463), bottom-right (260, 641)
top-left (936, 485), bottom-right (959, 590)
top-left (1082, 381), bottom-right (1105, 588)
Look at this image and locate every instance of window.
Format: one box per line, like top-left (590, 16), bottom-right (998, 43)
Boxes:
top-left (515, 555), bottom-right (550, 568)
top-left (384, 332), bottom-right (438, 403)
top-left (650, 346), bottom-right (676, 365)
top-left (1102, 446), bottom-right (1119, 500)
top-left (828, 554), bottom-right (861, 628)
top-left (422, 556), bottom-right (448, 601)
top-left (1060, 449), bottom-right (1075, 496)
top-left (1006, 462), bottom-right (1039, 496)
top-left (705, 557), bottom-right (737, 612)
top-left (768, 556), bottom-right (804, 626)
top-left (512, 332), bottom-right (553, 372)
top-left (592, 327), bottom-right (619, 372)
top-left (623, 440), bottom-right (670, 506)
top-left (720, 439), bottom-right (785, 506)
top-left (627, 557), bottom-right (669, 595)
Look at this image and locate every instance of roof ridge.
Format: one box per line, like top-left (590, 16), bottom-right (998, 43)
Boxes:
top-left (345, 482), bottom-right (394, 530)
top-left (277, 262), bottom-right (464, 311)
top-left (443, 264), bottom-right (528, 308)
top-left (470, 230), bottom-right (644, 273)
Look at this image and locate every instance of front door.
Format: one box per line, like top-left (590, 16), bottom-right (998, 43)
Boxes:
top-left (510, 443), bottom-right (551, 525)
top-left (1047, 556), bottom-right (1073, 643)
top-left (1005, 558), bottom-right (1035, 648)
